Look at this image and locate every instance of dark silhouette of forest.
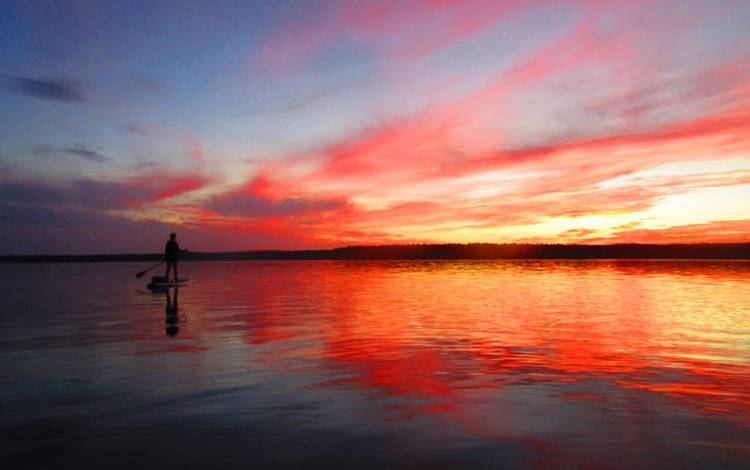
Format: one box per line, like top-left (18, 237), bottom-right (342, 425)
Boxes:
top-left (2, 243), bottom-right (749, 263)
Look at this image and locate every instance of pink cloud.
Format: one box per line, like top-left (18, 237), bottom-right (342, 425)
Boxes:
top-left (597, 219), bottom-right (750, 244)
top-left (254, 0), bottom-right (539, 74)
top-left (234, 46), bottom-right (750, 245)
top-left (253, 5), bottom-right (737, 190)
top-left (131, 172), bottom-right (211, 205)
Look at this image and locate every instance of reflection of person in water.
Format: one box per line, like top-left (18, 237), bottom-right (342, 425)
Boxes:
top-left (165, 288), bottom-right (180, 337)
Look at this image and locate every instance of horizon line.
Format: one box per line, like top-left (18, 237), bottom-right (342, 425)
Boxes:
top-left (2, 242), bottom-right (749, 262)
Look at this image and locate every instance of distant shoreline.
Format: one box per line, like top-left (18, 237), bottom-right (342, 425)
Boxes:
top-left (1, 243), bottom-right (749, 262)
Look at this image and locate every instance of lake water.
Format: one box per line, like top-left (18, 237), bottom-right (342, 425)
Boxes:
top-left (1, 260), bottom-right (749, 468)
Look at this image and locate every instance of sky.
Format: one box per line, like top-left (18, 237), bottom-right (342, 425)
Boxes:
top-left (1, 0), bottom-right (750, 254)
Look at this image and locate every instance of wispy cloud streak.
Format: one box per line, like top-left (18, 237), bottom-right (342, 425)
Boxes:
top-left (2, 76), bottom-right (87, 103)
top-left (34, 144), bottom-right (111, 163)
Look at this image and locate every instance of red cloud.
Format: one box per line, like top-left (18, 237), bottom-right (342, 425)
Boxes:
top-left (150, 174), bottom-right (210, 203)
top-left (231, 100), bottom-right (750, 244)
top-left (256, 5), bottom-right (750, 188)
top-left (599, 219), bottom-right (750, 244)
top-left (217, 2), bottom-right (750, 246)
top-left (124, 172), bottom-right (211, 207)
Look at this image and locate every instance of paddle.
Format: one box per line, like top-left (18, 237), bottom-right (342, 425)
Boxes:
top-left (136, 260), bottom-right (164, 279)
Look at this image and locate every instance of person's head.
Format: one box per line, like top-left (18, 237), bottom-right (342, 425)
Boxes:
top-left (170, 232), bottom-right (176, 240)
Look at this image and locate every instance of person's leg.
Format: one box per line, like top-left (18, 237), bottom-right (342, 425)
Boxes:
top-left (165, 261), bottom-right (172, 279)
top-left (174, 261), bottom-right (179, 281)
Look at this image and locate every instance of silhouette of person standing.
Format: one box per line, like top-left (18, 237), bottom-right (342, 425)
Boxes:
top-left (164, 232), bottom-right (181, 282)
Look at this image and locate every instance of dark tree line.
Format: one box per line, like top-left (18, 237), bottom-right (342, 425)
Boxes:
top-left (2, 243), bottom-right (749, 263)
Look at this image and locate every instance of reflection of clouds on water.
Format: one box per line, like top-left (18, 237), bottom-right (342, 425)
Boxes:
top-left (3, 261), bottom-right (749, 468)
top-left (201, 260), bottom-right (750, 425)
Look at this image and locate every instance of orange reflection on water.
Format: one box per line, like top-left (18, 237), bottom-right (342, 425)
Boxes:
top-left (195, 260), bottom-right (750, 424)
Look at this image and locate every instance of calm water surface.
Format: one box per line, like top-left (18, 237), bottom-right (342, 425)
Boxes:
top-left (1, 260), bottom-right (749, 468)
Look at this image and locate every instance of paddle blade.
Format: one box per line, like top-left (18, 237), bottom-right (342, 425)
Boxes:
top-left (135, 270), bottom-right (147, 279)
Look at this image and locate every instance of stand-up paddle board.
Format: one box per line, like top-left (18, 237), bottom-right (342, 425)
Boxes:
top-left (147, 276), bottom-right (190, 289)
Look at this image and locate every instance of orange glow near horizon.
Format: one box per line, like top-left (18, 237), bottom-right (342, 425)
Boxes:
top-left (174, 260), bottom-right (750, 429)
